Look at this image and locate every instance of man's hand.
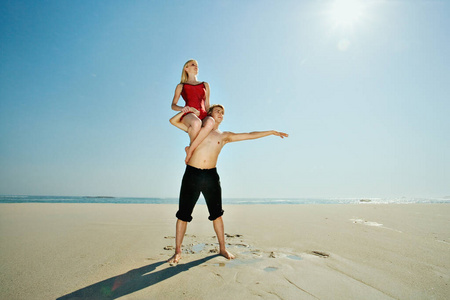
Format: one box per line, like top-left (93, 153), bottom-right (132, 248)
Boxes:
top-left (273, 131), bottom-right (288, 138)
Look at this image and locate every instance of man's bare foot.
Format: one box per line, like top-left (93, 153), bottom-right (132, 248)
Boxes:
top-left (167, 252), bottom-right (182, 266)
top-left (220, 249), bottom-right (235, 260)
top-left (185, 146), bottom-right (193, 164)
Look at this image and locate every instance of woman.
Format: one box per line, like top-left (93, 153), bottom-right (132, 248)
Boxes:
top-left (171, 59), bottom-right (215, 163)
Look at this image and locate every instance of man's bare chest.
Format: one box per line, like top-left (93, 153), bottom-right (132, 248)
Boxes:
top-left (199, 131), bottom-right (223, 150)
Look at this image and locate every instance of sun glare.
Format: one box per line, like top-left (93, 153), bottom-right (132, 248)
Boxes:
top-left (329, 0), bottom-right (365, 28)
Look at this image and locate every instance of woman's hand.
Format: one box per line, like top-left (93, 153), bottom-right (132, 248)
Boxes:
top-left (190, 107), bottom-right (200, 117)
top-left (181, 106), bottom-right (200, 117)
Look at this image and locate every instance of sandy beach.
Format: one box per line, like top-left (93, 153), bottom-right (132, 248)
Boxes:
top-left (0, 203), bottom-right (448, 299)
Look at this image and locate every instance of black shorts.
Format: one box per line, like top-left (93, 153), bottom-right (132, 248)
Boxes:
top-left (176, 165), bottom-right (224, 222)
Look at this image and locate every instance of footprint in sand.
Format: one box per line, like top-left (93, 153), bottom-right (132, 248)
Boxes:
top-left (287, 254), bottom-right (303, 261)
top-left (225, 233), bottom-right (243, 238)
top-left (191, 243), bottom-right (206, 253)
top-left (311, 251), bottom-right (330, 258)
top-left (227, 243), bottom-right (249, 249)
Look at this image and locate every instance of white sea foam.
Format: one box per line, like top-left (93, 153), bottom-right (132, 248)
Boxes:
top-left (350, 218), bottom-right (403, 233)
top-left (350, 219), bottom-right (383, 227)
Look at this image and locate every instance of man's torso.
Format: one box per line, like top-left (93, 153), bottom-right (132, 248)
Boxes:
top-left (188, 129), bottom-right (226, 169)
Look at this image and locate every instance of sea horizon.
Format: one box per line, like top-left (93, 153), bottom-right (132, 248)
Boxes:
top-left (1, 195), bottom-right (449, 205)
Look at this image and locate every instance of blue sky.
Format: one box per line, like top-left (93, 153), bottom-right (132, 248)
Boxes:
top-left (1, 0), bottom-right (449, 198)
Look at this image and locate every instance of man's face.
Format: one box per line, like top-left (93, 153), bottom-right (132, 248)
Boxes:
top-left (210, 107), bottom-right (224, 123)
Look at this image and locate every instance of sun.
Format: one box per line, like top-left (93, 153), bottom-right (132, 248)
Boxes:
top-left (329, 0), bottom-right (365, 28)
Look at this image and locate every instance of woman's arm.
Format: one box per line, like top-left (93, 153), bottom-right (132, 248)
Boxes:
top-left (223, 130), bottom-right (288, 144)
top-left (204, 82), bottom-right (211, 111)
top-left (171, 84), bottom-right (189, 112)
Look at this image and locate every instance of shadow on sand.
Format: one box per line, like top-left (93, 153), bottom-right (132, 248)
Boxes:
top-left (57, 255), bottom-right (219, 299)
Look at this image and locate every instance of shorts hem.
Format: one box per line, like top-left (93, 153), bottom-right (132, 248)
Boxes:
top-left (208, 210), bottom-right (224, 221)
top-left (176, 212), bottom-right (193, 222)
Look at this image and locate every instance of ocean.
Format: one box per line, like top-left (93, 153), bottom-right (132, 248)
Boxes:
top-left (0, 195), bottom-right (448, 205)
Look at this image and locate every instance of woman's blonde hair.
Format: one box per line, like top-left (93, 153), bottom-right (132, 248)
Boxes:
top-left (180, 59), bottom-right (198, 83)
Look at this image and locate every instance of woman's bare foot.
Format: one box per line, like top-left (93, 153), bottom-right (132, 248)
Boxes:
top-left (185, 146), bottom-right (193, 164)
top-left (220, 249), bottom-right (235, 260)
top-left (167, 252), bottom-right (182, 266)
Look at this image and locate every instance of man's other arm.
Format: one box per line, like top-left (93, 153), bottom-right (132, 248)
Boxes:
top-left (169, 112), bottom-right (188, 132)
top-left (169, 107), bottom-right (200, 132)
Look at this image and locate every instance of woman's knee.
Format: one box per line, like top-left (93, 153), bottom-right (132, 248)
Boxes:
top-left (188, 118), bottom-right (202, 132)
top-left (203, 117), bottom-right (215, 129)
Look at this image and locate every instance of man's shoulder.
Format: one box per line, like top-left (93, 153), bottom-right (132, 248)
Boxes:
top-left (216, 130), bottom-right (232, 136)
top-left (219, 131), bottom-right (234, 143)
top-left (210, 129), bottom-right (229, 138)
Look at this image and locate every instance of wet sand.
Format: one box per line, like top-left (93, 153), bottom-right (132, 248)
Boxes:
top-left (0, 203), bottom-right (449, 299)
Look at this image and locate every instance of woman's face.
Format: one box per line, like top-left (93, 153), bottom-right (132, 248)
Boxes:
top-left (185, 61), bottom-right (199, 75)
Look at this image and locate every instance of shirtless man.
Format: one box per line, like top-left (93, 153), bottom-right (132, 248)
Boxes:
top-left (168, 104), bottom-right (288, 265)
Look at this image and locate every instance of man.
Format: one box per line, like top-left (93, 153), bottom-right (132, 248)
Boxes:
top-left (168, 104), bottom-right (288, 264)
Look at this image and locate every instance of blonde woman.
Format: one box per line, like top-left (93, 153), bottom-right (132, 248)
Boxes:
top-left (171, 59), bottom-right (215, 163)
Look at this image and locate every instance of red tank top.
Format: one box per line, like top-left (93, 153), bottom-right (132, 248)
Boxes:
top-left (181, 82), bottom-right (208, 120)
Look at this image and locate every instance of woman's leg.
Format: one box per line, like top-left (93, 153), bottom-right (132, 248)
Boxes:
top-left (182, 113), bottom-right (202, 144)
top-left (185, 116), bottom-right (215, 163)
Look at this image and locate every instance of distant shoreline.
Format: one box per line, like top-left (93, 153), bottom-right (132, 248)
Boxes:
top-left (0, 195), bottom-right (449, 205)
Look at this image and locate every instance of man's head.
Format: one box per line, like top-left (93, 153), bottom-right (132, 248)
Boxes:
top-left (208, 104), bottom-right (225, 115)
top-left (208, 104), bottom-right (225, 124)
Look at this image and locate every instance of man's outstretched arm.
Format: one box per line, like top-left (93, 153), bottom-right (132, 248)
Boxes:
top-left (223, 130), bottom-right (288, 143)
